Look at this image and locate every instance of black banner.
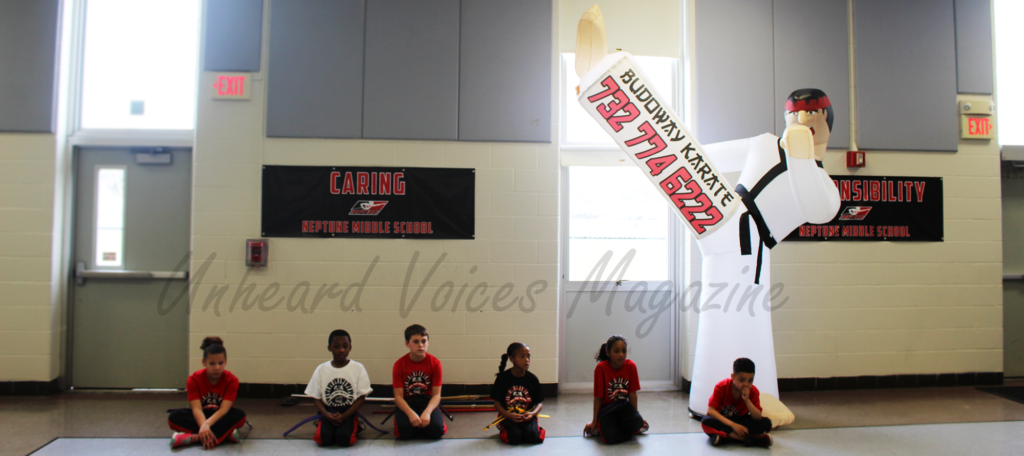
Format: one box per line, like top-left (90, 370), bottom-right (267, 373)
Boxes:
top-left (784, 176), bottom-right (943, 242)
top-left (261, 166), bottom-right (474, 239)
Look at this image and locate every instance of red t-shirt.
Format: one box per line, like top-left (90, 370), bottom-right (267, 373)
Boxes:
top-left (593, 359), bottom-right (640, 405)
top-left (708, 378), bottom-right (761, 418)
top-left (186, 369), bottom-right (239, 410)
top-left (392, 353), bottom-right (443, 398)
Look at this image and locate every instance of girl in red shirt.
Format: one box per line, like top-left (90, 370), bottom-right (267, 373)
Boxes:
top-left (583, 335), bottom-right (649, 444)
top-left (168, 336), bottom-right (247, 449)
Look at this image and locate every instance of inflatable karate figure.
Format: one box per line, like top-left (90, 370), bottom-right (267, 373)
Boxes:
top-left (573, 5), bottom-right (840, 415)
top-left (686, 90), bottom-right (840, 414)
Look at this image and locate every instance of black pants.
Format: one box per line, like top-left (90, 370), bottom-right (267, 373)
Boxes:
top-left (167, 408), bottom-right (247, 445)
top-left (498, 417), bottom-right (545, 445)
top-left (597, 402), bottom-right (644, 444)
top-left (315, 414), bottom-right (357, 447)
top-left (394, 396), bottom-right (445, 440)
top-left (701, 414), bottom-right (772, 439)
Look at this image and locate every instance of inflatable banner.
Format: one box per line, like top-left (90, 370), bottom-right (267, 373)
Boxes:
top-left (577, 52), bottom-right (739, 239)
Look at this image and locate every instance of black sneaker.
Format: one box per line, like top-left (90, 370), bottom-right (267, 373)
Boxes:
top-left (709, 434), bottom-right (723, 446)
top-left (751, 434), bottom-right (772, 448)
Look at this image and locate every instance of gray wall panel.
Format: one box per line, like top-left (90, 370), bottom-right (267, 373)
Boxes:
top-left (204, 0), bottom-right (263, 72)
top-left (267, 0), bottom-right (364, 138)
top-left (695, 0), bottom-right (774, 144)
top-left (854, 0), bottom-right (958, 151)
top-left (459, 0), bottom-right (551, 142)
top-left (0, 0), bottom-right (60, 133)
top-left (363, 0), bottom-right (459, 140)
top-left (773, 0), bottom-right (850, 149)
top-left (954, 0), bottom-right (993, 94)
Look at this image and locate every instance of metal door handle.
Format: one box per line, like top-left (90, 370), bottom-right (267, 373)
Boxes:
top-left (75, 262), bottom-right (188, 285)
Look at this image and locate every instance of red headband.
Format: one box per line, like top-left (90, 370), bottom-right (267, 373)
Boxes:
top-left (785, 95), bottom-right (831, 112)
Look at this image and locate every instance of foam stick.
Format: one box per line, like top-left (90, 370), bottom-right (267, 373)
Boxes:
top-left (482, 406), bottom-right (550, 431)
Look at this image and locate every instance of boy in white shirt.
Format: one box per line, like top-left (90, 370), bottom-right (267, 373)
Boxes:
top-left (305, 329), bottom-right (373, 447)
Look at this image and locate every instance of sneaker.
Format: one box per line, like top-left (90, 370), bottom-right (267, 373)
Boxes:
top-left (226, 429), bottom-right (241, 443)
top-left (635, 420), bottom-right (649, 434)
top-left (171, 432), bottom-right (196, 448)
top-left (750, 434), bottom-right (772, 448)
top-left (358, 419), bottom-right (367, 434)
top-left (709, 434), bottom-right (724, 446)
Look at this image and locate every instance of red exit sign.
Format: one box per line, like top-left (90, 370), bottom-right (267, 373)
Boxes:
top-left (961, 116), bottom-right (994, 139)
top-left (211, 73), bottom-right (250, 100)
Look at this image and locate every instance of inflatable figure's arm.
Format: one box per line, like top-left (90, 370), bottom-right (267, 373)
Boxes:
top-left (782, 125), bottom-right (840, 223)
top-left (787, 158), bottom-right (840, 223)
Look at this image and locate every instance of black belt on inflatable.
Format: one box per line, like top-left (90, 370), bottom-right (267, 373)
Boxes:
top-left (734, 143), bottom-right (824, 284)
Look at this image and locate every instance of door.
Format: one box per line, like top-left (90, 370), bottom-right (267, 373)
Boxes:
top-left (71, 147), bottom-right (191, 388)
top-left (1003, 171), bottom-right (1024, 377)
top-left (561, 166), bottom-right (680, 390)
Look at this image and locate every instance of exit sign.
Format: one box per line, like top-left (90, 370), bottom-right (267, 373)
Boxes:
top-left (212, 73), bottom-right (250, 100)
top-left (961, 116), bottom-right (994, 139)
top-left (959, 100), bottom-right (995, 140)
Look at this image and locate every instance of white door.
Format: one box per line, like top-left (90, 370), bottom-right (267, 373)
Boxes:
top-left (560, 166), bottom-right (681, 390)
top-left (70, 147), bottom-right (191, 388)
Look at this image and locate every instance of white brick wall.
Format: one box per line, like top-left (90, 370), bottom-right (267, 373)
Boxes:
top-left (766, 112), bottom-right (1003, 378)
top-left (0, 133), bottom-right (58, 381)
top-left (0, 0), bottom-right (1005, 387)
top-left (186, 7), bottom-right (562, 384)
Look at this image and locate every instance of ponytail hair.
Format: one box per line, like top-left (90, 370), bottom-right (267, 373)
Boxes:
top-left (201, 336), bottom-right (226, 359)
top-left (497, 342), bottom-right (528, 375)
top-left (595, 334), bottom-right (627, 362)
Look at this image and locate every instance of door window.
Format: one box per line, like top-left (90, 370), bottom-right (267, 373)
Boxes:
top-left (94, 166), bottom-right (126, 268)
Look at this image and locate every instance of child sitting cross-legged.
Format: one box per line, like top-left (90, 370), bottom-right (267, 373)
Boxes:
top-left (702, 357), bottom-right (774, 447)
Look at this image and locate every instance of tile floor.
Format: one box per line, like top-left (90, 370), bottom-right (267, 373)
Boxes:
top-left (4, 385), bottom-right (1024, 455)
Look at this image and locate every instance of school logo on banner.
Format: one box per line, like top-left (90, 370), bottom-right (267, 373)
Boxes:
top-left (838, 206), bottom-right (872, 221)
top-left (324, 378), bottom-right (355, 407)
top-left (578, 53), bottom-right (738, 239)
top-left (349, 200), bottom-right (388, 216)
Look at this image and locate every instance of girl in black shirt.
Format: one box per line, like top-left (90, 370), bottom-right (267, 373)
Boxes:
top-left (490, 342), bottom-right (545, 444)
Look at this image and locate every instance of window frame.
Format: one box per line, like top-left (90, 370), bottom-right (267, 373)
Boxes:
top-left (558, 52), bottom-right (683, 291)
top-left (66, 0), bottom-right (199, 147)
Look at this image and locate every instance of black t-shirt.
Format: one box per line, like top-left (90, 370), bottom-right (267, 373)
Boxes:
top-left (490, 369), bottom-right (545, 412)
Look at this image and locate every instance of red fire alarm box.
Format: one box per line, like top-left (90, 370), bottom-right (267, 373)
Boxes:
top-left (246, 239), bottom-right (268, 268)
top-left (847, 151), bottom-right (865, 168)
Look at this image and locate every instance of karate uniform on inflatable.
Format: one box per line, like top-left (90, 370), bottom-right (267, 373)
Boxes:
top-left (686, 92), bottom-right (840, 414)
top-left (573, 5), bottom-right (840, 417)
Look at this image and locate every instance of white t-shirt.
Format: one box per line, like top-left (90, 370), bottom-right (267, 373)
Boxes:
top-left (305, 360), bottom-right (373, 408)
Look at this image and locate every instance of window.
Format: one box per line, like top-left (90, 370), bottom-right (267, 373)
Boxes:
top-left (80, 0), bottom-right (201, 130)
top-left (94, 167), bottom-right (126, 268)
top-left (561, 53), bottom-right (677, 148)
top-left (567, 166), bottom-right (670, 281)
top-left (561, 53), bottom-right (680, 282)
top-left (995, 0), bottom-right (1024, 146)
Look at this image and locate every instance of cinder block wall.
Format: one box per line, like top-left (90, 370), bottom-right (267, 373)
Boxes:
top-left (187, 18), bottom-right (561, 385)
top-left (0, 133), bottom-right (59, 381)
top-left (768, 112), bottom-right (1002, 378)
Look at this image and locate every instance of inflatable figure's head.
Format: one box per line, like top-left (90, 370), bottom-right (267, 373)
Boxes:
top-left (785, 89), bottom-right (832, 147)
